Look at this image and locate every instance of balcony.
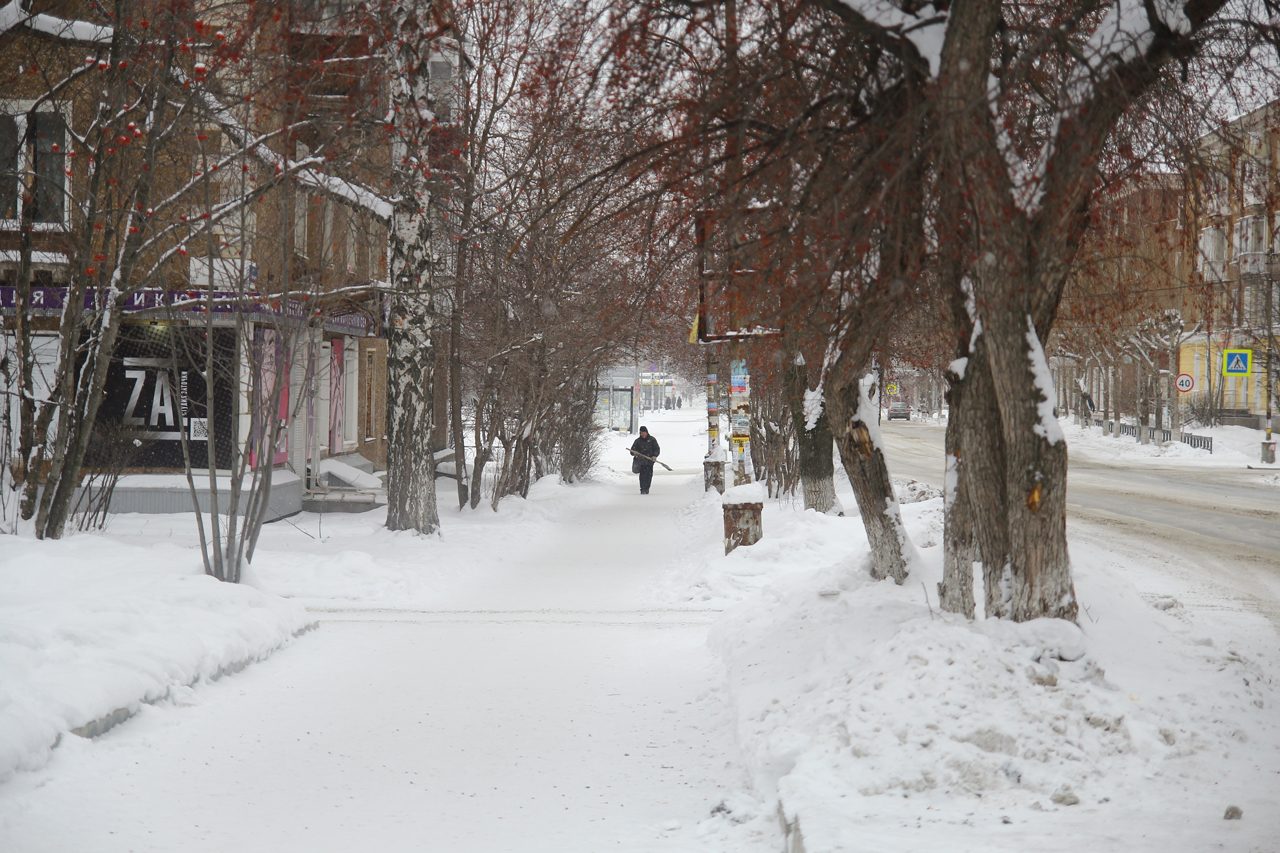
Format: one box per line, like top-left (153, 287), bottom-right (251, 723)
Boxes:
top-left (1198, 259), bottom-right (1227, 282)
top-left (1236, 251), bottom-right (1268, 277)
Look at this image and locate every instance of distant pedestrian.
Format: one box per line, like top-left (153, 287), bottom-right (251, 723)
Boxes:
top-left (629, 426), bottom-right (661, 494)
top-left (677, 396), bottom-right (682, 408)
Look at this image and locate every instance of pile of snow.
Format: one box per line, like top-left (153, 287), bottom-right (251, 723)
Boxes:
top-left (0, 534), bottom-right (311, 782)
top-left (681, 489), bottom-right (1280, 849)
top-left (722, 481), bottom-right (768, 504)
top-left (317, 457), bottom-right (383, 490)
top-left (895, 477), bottom-right (943, 503)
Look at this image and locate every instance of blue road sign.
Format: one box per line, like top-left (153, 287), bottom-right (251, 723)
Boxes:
top-left (1222, 349), bottom-right (1253, 377)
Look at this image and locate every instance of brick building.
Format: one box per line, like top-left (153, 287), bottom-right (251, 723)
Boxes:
top-left (0, 1), bottom-right (465, 515)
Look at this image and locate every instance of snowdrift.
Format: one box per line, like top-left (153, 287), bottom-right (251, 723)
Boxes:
top-left (0, 532), bottom-right (312, 782)
top-left (677, 485), bottom-right (1280, 851)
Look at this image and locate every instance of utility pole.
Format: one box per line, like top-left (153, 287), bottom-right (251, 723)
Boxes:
top-left (1264, 256), bottom-right (1276, 463)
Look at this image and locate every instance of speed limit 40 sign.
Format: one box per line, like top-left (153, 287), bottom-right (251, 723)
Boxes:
top-left (1175, 373), bottom-right (1194, 393)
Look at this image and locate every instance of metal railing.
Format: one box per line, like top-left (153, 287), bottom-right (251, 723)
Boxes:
top-left (1087, 417), bottom-right (1212, 453)
top-left (1180, 432), bottom-right (1214, 453)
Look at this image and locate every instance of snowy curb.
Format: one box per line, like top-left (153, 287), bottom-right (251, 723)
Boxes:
top-left (64, 621), bottom-right (318, 742)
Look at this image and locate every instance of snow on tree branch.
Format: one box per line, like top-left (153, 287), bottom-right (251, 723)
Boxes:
top-left (836, 0), bottom-right (948, 77)
top-left (191, 85), bottom-right (394, 222)
top-left (1069, 0), bottom-right (1190, 105)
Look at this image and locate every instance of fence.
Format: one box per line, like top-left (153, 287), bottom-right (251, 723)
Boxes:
top-left (1180, 432), bottom-right (1214, 453)
top-left (1089, 418), bottom-right (1212, 453)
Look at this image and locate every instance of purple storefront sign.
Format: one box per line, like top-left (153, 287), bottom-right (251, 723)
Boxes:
top-left (1, 286), bottom-right (374, 336)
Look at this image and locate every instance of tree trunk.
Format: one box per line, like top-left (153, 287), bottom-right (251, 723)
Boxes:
top-left (449, 247), bottom-right (468, 509)
top-left (1137, 365), bottom-right (1151, 443)
top-left (1106, 362), bottom-right (1117, 434)
top-left (786, 357), bottom-right (838, 513)
top-left (978, 300), bottom-right (1078, 623)
top-left (384, 1), bottom-right (440, 535)
top-left (938, 371), bottom-right (976, 618)
top-left (950, 340), bottom-right (1013, 619)
top-left (36, 311), bottom-right (127, 539)
top-left (385, 289), bottom-right (440, 533)
top-left (828, 373), bottom-right (911, 584)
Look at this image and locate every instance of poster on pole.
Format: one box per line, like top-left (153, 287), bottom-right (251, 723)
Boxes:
top-left (729, 359), bottom-right (752, 478)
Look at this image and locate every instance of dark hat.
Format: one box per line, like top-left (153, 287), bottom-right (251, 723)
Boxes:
top-left (639, 425), bottom-right (648, 433)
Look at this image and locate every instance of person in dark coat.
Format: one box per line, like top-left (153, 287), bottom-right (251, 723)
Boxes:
top-left (629, 426), bottom-right (661, 494)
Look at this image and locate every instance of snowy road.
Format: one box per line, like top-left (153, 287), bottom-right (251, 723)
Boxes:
top-left (881, 421), bottom-right (1280, 631)
top-left (0, 411), bottom-right (773, 853)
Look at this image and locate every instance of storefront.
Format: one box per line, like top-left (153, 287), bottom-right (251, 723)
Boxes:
top-left (2, 285), bottom-right (384, 514)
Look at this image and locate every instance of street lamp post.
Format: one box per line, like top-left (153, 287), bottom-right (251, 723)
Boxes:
top-left (1263, 255), bottom-right (1277, 463)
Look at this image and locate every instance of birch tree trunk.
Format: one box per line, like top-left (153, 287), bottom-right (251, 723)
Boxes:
top-left (384, 0), bottom-right (440, 534)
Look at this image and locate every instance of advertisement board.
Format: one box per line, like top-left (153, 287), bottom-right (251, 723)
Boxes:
top-left (87, 327), bottom-right (237, 470)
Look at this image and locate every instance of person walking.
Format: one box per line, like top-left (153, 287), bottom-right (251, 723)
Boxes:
top-left (629, 426), bottom-right (661, 494)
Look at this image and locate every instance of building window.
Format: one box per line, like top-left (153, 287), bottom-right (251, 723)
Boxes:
top-left (345, 210), bottom-right (357, 275)
top-left (1198, 226), bottom-right (1227, 281)
top-left (1242, 147), bottom-right (1265, 207)
top-left (1, 109), bottom-right (67, 227)
top-left (0, 114), bottom-right (18, 220)
top-left (323, 202), bottom-right (335, 266)
top-left (292, 142), bottom-right (309, 257)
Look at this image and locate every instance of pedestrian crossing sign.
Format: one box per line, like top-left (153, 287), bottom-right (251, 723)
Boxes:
top-left (1222, 349), bottom-right (1253, 376)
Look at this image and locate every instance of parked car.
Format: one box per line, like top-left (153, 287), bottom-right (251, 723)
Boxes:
top-left (887, 401), bottom-right (911, 421)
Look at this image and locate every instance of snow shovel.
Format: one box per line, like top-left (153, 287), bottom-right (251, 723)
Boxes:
top-left (628, 449), bottom-right (672, 471)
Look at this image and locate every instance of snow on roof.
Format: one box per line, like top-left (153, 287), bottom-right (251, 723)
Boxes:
top-left (26, 10), bottom-right (112, 43)
top-left (0, 250), bottom-right (69, 265)
top-left (0, 0), bottom-right (23, 37)
top-left (0, 0), bottom-right (113, 44)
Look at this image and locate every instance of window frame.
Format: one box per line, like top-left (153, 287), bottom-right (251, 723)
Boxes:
top-left (0, 100), bottom-right (73, 232)
top-left (291, 141), bottom-right (310, 258)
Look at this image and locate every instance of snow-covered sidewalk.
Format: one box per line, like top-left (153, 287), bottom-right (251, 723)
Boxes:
top-left (4, 404), bottom-right (1278, 852)
top-left (0, 408), bottom-right (776, 852)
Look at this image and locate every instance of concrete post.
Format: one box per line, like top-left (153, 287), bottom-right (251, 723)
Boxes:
top-left (704, 459), bottom-right (725, 494)
top-left (723, 501), bottom-right (762, 554)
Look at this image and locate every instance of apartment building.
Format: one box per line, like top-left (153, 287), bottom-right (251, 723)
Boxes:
top-left (1184, 101), bottom-right (1280, 426)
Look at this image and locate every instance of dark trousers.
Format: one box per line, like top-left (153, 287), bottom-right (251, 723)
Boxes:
top-left (638, 465), bottom-right (654, 493)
